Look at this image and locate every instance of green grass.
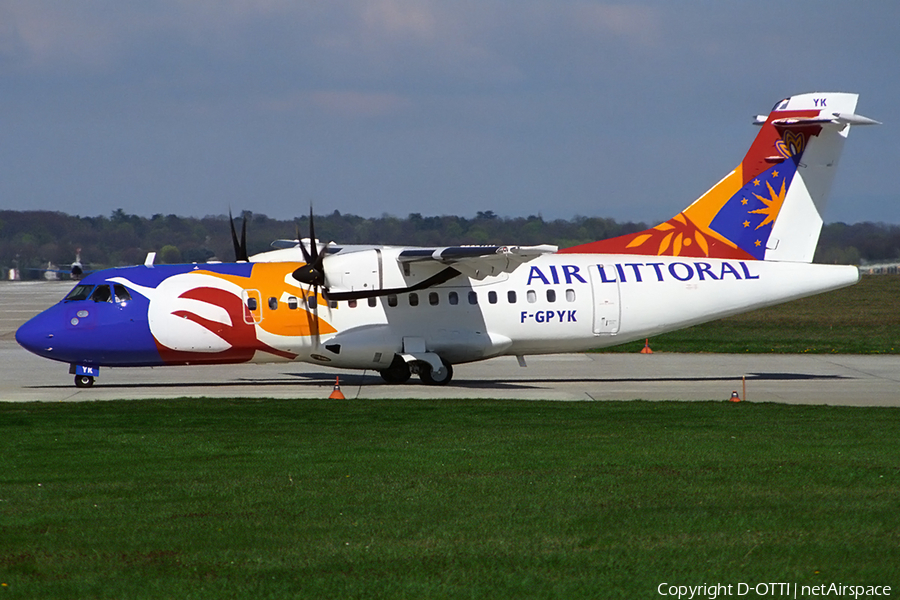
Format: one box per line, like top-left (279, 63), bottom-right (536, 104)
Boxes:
top-left (605, 275), bottom-right (900, 354)
top-left (2, 399), bottom-right (899, 598)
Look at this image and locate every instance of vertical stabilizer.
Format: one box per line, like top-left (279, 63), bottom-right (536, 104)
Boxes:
top-left (561, 92), bottom-right (878, 262)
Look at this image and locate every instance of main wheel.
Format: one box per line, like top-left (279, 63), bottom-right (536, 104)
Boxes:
top-left (419, 359), bottom-right (453, 386)
top-left (379, 356), bottom-right (412, 384)
top-left (74, 375), bottom-right (94, 388)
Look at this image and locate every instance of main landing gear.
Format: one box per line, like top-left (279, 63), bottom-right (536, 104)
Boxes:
top-left (419, 360), bottom-right (453, 386)
top-left (379, 356), bottom-right (412, 384)
top-left (378, 355), bottom-right (453, 386)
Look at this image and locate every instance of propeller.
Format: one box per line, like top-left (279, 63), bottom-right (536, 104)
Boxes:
top-left (292, 207), bottom-right (326, 287)
top-left (292, 208), bottom-right (328, 344)
top-left (229, 209), bottom-right (249, 262)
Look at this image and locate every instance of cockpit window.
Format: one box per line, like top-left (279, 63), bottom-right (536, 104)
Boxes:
top-left (90, 285), bottom-right (113, 303)
top-left (64, 284), bottom-right (94, 302)
top-left (113, 284), bottom-right (132, 303)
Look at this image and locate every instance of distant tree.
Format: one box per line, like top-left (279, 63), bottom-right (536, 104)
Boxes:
top-left (158, 245), bottom-right (182, 264)
top-left (4, 209), bottom-right (900, 272)
top-left (183, 247), bottom-right (215, 263)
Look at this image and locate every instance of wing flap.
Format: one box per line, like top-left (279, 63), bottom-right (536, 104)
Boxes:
top-left (398, 244), bottom-right (557, 280)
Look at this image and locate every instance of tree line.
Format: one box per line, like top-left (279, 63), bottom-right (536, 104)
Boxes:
top-left (1, 209), bottom-right (898, 279)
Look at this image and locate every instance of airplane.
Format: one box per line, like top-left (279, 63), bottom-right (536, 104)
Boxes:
top-left (16, 92), bottom-right (879, 389)
top-left (28, 249), bottom-right (90, 281)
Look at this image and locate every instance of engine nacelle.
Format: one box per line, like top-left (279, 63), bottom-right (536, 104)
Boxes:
top-left (316, 324), bottom-right (401, 369)
top-left (323, 248), bottom-right (450, 297)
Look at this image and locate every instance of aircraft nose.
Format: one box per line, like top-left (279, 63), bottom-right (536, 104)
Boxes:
top-left (15, 312), bottom-right (58, 359)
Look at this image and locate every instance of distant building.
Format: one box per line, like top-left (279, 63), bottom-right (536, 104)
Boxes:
top-left (859, 262), bottom-right (900, 275)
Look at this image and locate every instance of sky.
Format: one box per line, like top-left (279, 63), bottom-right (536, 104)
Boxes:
top-left (1, 1), bottom-right (898, 226)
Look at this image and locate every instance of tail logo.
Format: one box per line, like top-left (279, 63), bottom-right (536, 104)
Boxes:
top-left (775, 130), bottom-right (806, 159)
top-left (709, 161), bottom-right (796, 259)
top-left (624, 213), bottom-right (711, 257)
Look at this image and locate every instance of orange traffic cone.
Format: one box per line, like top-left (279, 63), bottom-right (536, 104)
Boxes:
top-left (640, 339), bottom-right (653, 354)
top-left (729, 391), bottom-right (741, 402)
top-left (329, 376), bottom-right (346, 400)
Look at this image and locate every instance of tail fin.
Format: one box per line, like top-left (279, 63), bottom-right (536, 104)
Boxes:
top-left (561, 92), bottom-right (878, 262)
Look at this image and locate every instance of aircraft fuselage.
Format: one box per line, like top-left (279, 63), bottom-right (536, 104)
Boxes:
top-left (15, 253), bottom-right (859, 375)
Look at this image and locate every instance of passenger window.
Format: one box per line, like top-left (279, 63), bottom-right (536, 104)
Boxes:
top-left (329, 300), bottom-right (337, 309)
top-left (288, 296), bottom-right (298, 310)
top-left (429, 292), bottom-right (439, 306)
top-left (113, 284), bottom-right (132, 303)
top-left (449, 291), bottom-right (459, 305)
top-left (547, 289), bottom-right (556, 302)
top-left (388, 294), bottom-right (398, 307)
top-left (65, 284), bottom-right (94, 302)
top-left (566, 289), bottom-right (576, 302)
top-left (468, 291), bottom-right (478, 305)
top-left (90, 285), bottom-right (112, 303)
top-left (247, 297), bottom-right (258, 311)
top-left (368, 297), bottom-right (377, 308)
top-left (507, 290), bottom-right (517, 304)
top-left (268, 297), bottom-right (278, 310)
top-left (348, 299), bottom-right (358, 308)
top-left (409, 293), bottom-right (419, 307)
top-left (488, 291), bottom-right (498, 304)
top-left (527, 290), bottom-right (537, 303)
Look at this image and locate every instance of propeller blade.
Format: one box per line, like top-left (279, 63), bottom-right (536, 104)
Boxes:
top-left (308, 206), bottom-right (318, 264)
top-left (300, 286), bottom-right (317, 345)
top-left (299, 285), bottom-right (320, 347)
top-left (296, 222), bottom-right (312, 265)
top-left (291, 207), bottom-right (327, 288)
top-left (311, 286), bottom-right (320, 345)
top-left (229, 209), bottom-right (249, 262)
top-left (240, 218), bottom-right (247, 261)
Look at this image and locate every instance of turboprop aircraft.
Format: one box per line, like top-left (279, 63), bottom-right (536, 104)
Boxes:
top-left (16, 92), bottom-right (879, 388)
top-left (27, 249), bottom-right (90, 281)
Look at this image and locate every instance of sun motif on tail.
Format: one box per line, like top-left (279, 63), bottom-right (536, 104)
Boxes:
top-left (749, 175), bottom-right (787, 230)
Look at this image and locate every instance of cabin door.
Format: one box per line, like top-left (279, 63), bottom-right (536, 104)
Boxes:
top-left (588, 264), bottom-right (620, 335)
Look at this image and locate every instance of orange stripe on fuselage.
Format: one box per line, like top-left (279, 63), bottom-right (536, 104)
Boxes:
top-left (193, 263), bottom-right (337, 337)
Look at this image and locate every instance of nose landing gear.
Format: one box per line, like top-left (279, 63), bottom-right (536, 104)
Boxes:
top-left (74, 375), bottom-right (95, 388)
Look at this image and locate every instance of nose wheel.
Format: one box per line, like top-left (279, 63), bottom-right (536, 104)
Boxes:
top-left (74, 375), bottom-right (95, 388)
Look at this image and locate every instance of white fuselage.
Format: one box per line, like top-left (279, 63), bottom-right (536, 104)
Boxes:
top-left (268, 252), bottom-right (859, 371)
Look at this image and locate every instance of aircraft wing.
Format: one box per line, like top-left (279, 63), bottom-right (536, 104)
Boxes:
top-left (397, 244), bottom-right (558, 280)
top-left (257, 241), bottom-right (558, 300)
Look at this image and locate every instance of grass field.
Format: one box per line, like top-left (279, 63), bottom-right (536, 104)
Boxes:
top-left (604, 275), bottom-right (900, 354)
top-left (2, 399), bottom-right (898, 598)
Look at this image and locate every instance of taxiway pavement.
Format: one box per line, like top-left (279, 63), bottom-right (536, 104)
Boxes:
top-left (3, 281), bottom-right (899, 406)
